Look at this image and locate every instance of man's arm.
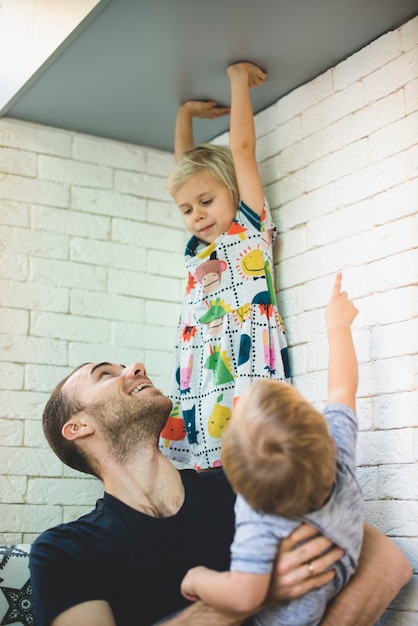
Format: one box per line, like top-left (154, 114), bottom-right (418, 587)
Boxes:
top-left (227, 62), bottom-right (267, 215)
top-left (52, 600), bottom-right (116, 626)
top-left (320, 523), bottom-right (412, 626)
top-left (173, 100), bottom-right (230, 161)
top-left (164, 524), bottom-right (346, 626)
top-left (326, 272), bottom-right (358, 411)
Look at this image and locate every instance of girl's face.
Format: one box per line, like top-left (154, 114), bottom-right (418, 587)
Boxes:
top-left (175, 170), bottom-right (237, 243)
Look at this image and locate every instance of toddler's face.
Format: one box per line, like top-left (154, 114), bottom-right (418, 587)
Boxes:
top-left (175, 171), bottom-right (237, 243)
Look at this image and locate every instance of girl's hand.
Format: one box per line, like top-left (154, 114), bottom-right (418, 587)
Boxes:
top-left (180, 100), bottom-right (230, 120)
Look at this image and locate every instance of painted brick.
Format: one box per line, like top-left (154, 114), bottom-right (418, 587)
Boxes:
top-left (108, 268), bottom-right (181, 301)
top-left (378, 464), bottom-right (418, 499)
top-left (0, 503), bottom-right (62, 533)
top-left (276, 183), bottom-right (335, 231)
top-left (357, 466), bottom-right (379, 500)
top-left (369, 110), bottom-right (418, 162)
top-left (405, 77), bottom-right (418, 114)
top-left (38, 154), bottom-right (113, 188)
top-left (0, 476), bottom-right (26, 503)
top-left (367, 249), bottom-right (418, 291)
top-left (304, 138), bottom-right (368, 193)
top-left (0, 390), bottom-right (49, 421)
top-left (406, 143), bottom-right (418, 179)
top-left (112, 320), bottom-right (179, 350)
top-left (146, 199), bottom-right (185, 230)
top-left (0, 199), bottom-right (30, 227)
top-left (70, 237), bottom-right (146, 273)
top-left (115, 169), bottom-right (168, 201)
top-left (0, 223), bottom-right (69, 260)
top-left (146, 148), bottom-right (174, 176)
top-left (145, 300), bottom-right (181, 328)
top-left (0, 335), bottom-right (67, 366)
top-left (30, 257), bottom-right (107, 291)
top-left (400, 16), bottom-right (418, 51)
top-left (71, 186), bottom-right (147, 220)
top-left (24, 419), bottom-right (47, 448)
top-left (257, 116), bottom-right (302, 162)
top-left (374, 391), bottom-right (418, 429)
top-left (0, 146), bottom-right (37, 176)
top-left (273, 225), bottom-right (306, 261)
top-left (302, 81), bottom-right (363, 137)
top-left (339, 217), bottom-right (416, 268)
top-left (363, 48), bottom-right (418, 105)
top-left (338, 90), bottom-right (405, 146)
top-left (371, 178), bottom-right (418, 225)
top-left (30, 312), bottom-right (110, 344)
top-left (0, 362), bottom-right (24, 390)
top-left (333, 30), bottom-right (400, 91)
top-left (70, 289), bottom-right (144, 323)
top-left (0, 250), bottom-right (28, 281)
top-left (31, 204), bottom-right (110, 239)
top-left (365, 500), bottom-right (418, 535)
top-left (359, 286), bottom-right (417, 326)
top-left (147, 249), bottom-right (185, 279)
top-left (275, 70), bottom-right (333, 123)
top-left (278, 124), bottom-right (339, 176)
top-left (358, 428), bottom-right (415, 465)
top-left (0, 118), bottom-right (72, 156)
top-left (371, 319), bottom-right (418, 359)
top-left (0, 418), bottom-right (24, 446)
top-left (27, 477), bottom-right (102, 505)
top-left (335, 152), bottom-right (406, 206)
top-left (0, 172), bottom-right (69, 207)
top-left (111, 217), bottom-right (184, 251)
top-left (73, 134), bottom-right (147, 171)
top-left (0, 447), bottom-right (63, 476)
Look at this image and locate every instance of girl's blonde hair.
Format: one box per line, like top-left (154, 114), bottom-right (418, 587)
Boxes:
top-left (166, 144), bottom-right (239, 207)
top-left (221, 379), bottom-right (337, 518)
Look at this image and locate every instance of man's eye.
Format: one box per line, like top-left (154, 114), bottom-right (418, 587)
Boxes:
top-left (99, 371), bottom-right (112, 379)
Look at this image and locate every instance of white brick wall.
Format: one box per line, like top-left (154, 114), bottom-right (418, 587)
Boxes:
top-left (259, 17), bottom-right (417, 623)
top-left (0, 118), bottom-right (185, 544)
top-left (0, 15), bottom-right (417, 621)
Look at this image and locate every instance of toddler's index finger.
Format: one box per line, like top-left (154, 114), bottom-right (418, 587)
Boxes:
top-left (331, 272), bottom-right (343, 299)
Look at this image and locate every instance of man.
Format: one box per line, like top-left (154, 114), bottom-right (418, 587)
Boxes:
top-left (30, 359), bottom-right (411, 626)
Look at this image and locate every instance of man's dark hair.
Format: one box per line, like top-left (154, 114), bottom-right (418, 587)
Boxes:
top-left (42, 364), bottom-right (100, 478)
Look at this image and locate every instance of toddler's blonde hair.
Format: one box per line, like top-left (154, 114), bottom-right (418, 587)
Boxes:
top-left (167, 144), bottom-right (239, 208)
top-left (221, 379), bottom-right (337, 518)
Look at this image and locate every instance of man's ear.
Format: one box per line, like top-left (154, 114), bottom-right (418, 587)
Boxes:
top-left (62, 416), bottom-right (95, 441)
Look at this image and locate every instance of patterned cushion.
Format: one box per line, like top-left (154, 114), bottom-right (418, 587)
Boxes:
top-left (0, 545), bottom-right (33, 626)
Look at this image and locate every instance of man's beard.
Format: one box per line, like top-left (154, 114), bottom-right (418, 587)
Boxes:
top-left (87, 392), bottom-right (172, 464)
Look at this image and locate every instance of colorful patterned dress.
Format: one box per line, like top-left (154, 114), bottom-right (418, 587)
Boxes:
top-left (159, 199), bottom-right (290, 469)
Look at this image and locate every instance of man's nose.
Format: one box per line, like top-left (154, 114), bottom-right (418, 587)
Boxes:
top-left (124, 362), bottom-right (147, 378)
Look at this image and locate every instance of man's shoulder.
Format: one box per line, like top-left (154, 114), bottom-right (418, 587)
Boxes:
top-left (31, 501), bottom-right (103, 556)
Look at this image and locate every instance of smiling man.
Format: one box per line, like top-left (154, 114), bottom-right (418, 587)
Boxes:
top-left (29, 361), bottom-right (411, 626)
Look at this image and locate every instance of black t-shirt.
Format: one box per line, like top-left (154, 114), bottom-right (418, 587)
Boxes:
top-left (30, 469), bottom-right (235, 626)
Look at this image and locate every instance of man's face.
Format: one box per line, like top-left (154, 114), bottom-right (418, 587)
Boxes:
top-left (63, 362), bottom-right (172, 457)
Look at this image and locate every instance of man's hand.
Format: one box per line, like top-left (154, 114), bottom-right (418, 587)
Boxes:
top-left (267, 523), bottom-right (344, 604)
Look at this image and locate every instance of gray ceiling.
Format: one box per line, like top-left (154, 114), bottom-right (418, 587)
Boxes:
top-left (3, 0), bottom-right (417, 152)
